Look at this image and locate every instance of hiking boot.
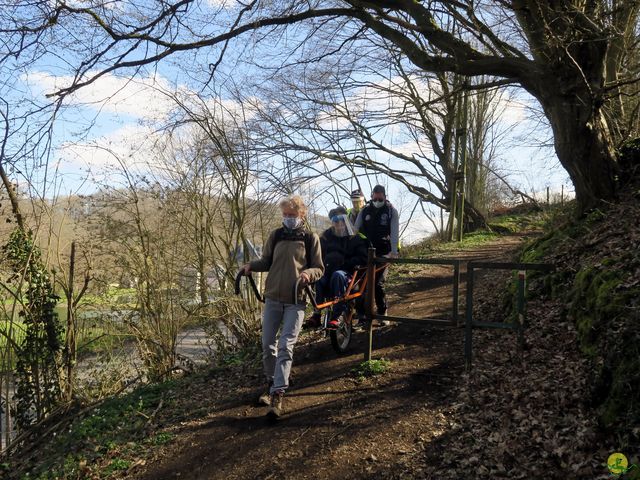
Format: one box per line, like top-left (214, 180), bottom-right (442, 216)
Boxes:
top-left (354, 314), bottom-right (369, 330)
top-left (266, 390), bottom-right (284, 419)
top-left (258, 380), bottom-right (273, 406)
top-left (326, 318), bottom-right (340, 330)
top-left (378, 309), bottom-right (390, 326)
top-left (304, 312), bottom-right (321, 329)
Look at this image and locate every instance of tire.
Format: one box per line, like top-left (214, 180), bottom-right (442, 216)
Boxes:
top-left (330, 309), bottom-right (353, 354)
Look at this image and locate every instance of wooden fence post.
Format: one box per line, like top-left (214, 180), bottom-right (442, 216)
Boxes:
top-left (364, 247), bottom-right (376, 362)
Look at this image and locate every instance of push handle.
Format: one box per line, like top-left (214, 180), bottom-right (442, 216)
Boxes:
top-left (235, 270), bottom-right (265, 303)
top-left (293, 277), bottom-right (317, 308)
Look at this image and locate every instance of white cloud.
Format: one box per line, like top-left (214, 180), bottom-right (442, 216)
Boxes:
top-left (55, 93), bottom-right (257, 184)
top-left (179, 91), bottom-right (258, 127)
top-left (391, 139), bottom-right (434, 159)
top-left (206, 0), bottom-right (237, 7)
top-left (58, 123), bottom-right (161, 177)
top-left (49, 0), bottom-right (120, 10)
top-left (28, 69), bottom-right (260, 185)
top-left (496, 95), bottom-right (528, 124)
top-left (25, 71), bottom-right (178, 121)
top-left (315, 108), bottom-right (352, 131)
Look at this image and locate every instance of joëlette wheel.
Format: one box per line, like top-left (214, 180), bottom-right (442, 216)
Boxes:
top-left (330, 310), bottom-right (353, 354)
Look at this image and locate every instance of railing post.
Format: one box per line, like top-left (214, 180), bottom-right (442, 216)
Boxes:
top-left (364, 247), bottom-right (376, 362)
top-left (516, 270), bottom-right (526, 350)
top-left (464, 264), bottom-right (474, 371)
top-left (453, 260), bottom-right (460, 326)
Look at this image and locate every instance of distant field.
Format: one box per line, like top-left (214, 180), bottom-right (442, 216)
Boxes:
top-left (0, 307), bottom-right (131, 369)
top-left (0, 319), bottom-right (27, 348)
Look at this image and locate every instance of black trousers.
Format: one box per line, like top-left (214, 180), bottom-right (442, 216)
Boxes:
top-left (373, 264), bottom-right (389, 314)
top-left (355, 264), bottom-right (389, 316)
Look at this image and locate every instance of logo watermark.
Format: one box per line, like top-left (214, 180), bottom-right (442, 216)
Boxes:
top-left (608, 453), bottom-right (638, 477)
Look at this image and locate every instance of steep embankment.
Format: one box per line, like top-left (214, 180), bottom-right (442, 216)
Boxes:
top-left (521, 193), bottom-right (640, 442)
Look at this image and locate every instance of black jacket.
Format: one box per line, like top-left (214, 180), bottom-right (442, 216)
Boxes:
top-left (359, 201), bottom-right (393, 255)
top-left (319, 228), bottom-right (368, 275)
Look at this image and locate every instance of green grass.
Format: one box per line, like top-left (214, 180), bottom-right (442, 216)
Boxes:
top-left (148, 432), bottom-right (175, 446)
top-left (389, 228), bottom-right (502, 286)
top-left (351, 358), bottom-right (391, 380)
top-left (79, 287), bottom-right (137, 308)
top-left (76, 329), bottom-right (133, 357)
top-left (401, 209), bottom-right (552, 260)
top-left (103, 458), bottom-right (133, 476)
top-left (218, 343), bottom-right (261, 367)
top-left (0, 315), bottom-right (131, 370)
top-left (487, 210), bottom-right (547, 233)
top-left (435, 230), bottom-right (500, 251)
top-left (399, 230), bottom-right (500, 260)
top-left (0, 319), bottom-right (26, 350)
top-left (21, 380), bottom-right (178, 479)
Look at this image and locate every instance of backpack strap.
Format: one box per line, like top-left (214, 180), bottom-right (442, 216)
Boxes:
top-left (267, 227), bottom-right (284, 269)
top-left (270, 227), bottom-right (313, 268)
top-left (303, 230), bottom-right (313, 269)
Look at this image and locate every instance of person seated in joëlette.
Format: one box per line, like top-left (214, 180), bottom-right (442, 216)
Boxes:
top-left (305, 206), bottom-right (368, 330)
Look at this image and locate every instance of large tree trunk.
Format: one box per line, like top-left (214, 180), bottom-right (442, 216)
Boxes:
top-left (538, 92), bottom-right (619, 214)
top-left (444, 196), bottom-right (488, 237)
top-left (522, 26), bottom-right (620, 215)
top-left (512, 2), bottom-right (625, 214)
top-left (516, 1), bottom-right (619, 213)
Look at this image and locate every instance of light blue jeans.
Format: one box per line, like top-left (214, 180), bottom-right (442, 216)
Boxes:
top-left (315, 270), bottom-right (350, 319)
top-left (262, 298), bottom-right (305, 394)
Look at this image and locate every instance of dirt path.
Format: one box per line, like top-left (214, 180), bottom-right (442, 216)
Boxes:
top-left (133, 235), bottom-right (529, 480)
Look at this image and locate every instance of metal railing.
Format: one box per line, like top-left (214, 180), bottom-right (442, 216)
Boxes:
top-left (363, 247), bottom-right (462, 361)
top-left (464, 261), bottom-right (555, 369)
top-left (362, 249), bottom-right (554, 368)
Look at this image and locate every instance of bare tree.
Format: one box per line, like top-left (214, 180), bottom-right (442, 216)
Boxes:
top-left (160, 94), bottom-right (261, 289)
top-left (2, 1), bottom-right (637, 212)
top-left (152, 92), bottom-right (276, 351)
top-left (249, 45), bottom-right (519, 232)
top-left (0, 100), bottom-right (24, 230)
top-left (0, 100), bottom-right (76, 447)
top-left (91, 152), bottom-right (189, 381)
top-left (465, 81), bottom-right (513, 217)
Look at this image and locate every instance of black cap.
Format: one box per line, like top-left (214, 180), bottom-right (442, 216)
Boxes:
top-left (328, 206), bottom-right (348, 219)
top-left (372, 184), bottom-right (386, 196)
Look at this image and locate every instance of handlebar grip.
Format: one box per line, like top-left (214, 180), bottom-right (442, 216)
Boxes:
top-left (293, 277), bottom-right (303, 306)
top-left (234, 270), bottom-right (244, 295)
top-left (304, 285), bottom-right (318, 309)
top-left (247, 275), bottom-right (264, 303)
top-left (293, 278), bottom-right (319, 308)
top-left (235, 270), bottom-right (265, 303)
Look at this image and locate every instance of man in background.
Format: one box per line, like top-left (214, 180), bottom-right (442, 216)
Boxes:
top-left (348, 188), bottom-right (365, 225)
top-left (354, 185), bottom-right (399, 326)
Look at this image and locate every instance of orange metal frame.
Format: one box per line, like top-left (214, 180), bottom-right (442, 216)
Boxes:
top-left (312, 265), bottom-right (387, 311)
